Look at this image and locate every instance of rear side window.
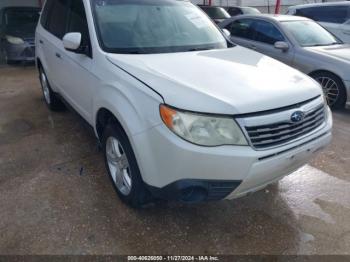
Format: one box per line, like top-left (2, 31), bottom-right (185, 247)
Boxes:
top-left (227, 7), bottom-right (242, 16)
top-left (252, 20), bottom-right (285, 44)
top-left (226, 18), bottom-right (255, 40)
top-left (296, 6), bottom-right (349, 24)
top-left (40, 0), bottom-right (53, 29)
top-left (47, 0), bottom-right (69, 38)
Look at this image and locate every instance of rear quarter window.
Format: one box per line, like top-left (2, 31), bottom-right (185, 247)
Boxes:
top-left (227, 18), bottom-right (255, 40)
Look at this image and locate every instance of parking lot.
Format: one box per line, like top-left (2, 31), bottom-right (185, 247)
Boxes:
top-left (0, 65), bottom-right (349, 255)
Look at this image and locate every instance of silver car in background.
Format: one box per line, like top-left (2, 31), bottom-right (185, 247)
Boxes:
top-left (219, 15), bottom-right (350, 109)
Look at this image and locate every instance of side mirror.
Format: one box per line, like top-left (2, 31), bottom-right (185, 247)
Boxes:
top-left (63, 32), bottom-right (82, 52)
top-left (222, 28), bottom-right (231, 38)
top-left (274, 41), bottom-right (289, 51)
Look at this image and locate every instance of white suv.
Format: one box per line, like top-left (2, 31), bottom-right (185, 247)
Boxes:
top-left (36, 0), bottom-right (332, 207)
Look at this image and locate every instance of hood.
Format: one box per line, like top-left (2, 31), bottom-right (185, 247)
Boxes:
top-left (107, 46), bottom-right (322, 115)
top-left (306, 44), bottom-right (350, 63)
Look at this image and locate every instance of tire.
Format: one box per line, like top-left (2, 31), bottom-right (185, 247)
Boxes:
top-left (102, 120), bottom-right (151, 208)
top-left (311, 71), bottom-right (346, 110)
top-left (39, 67), bottom-right (64, 111)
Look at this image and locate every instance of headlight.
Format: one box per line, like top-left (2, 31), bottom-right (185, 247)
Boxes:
top-left (160, 104), bottom-right (248, 146)
top-left (5, 35), bottom-right (25, 45)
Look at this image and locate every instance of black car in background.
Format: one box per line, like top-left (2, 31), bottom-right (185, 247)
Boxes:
top-left (198, 6), bottom-right (231, 24)
top-left (0, 7), bottom-right (40, 64)
top-left (224, 6), bottom-right (261, 16)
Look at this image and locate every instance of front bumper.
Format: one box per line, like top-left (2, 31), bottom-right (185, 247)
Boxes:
top-left (3, 42), bottom-right (35, 62)
top-left (344, 80), bottom-right (350, 107)
top-left (132, 107), bottom-right (332, 202)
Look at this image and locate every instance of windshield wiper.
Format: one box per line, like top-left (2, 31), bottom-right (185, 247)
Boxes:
top-left (185, 47), bottom-right (212, 52)
top-left (309, 42), bottom-right (340, 47)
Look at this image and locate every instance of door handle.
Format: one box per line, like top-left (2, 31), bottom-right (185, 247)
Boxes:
top-left (342, 30), bottom-right (350, 35)
top-left (39, 39), bottom-right (44, 44)
top-left (55, 53), bottom-right (61, 59)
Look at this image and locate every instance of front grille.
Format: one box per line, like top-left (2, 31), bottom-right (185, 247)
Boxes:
top-left (244, 105), bottom-right (326, 149)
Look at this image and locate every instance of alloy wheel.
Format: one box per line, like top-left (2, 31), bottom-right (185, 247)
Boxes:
top-left (40, 72), bottom-right (51, 105)
top-left (315, 76), bottom-right (339, 107)
top-left (106, 136), bottom-right (132, 196)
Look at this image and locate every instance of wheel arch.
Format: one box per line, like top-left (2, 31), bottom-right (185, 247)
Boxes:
top-left (36, 57), bottom-right (42, 70)
top-left (92, 82), bottom-right (163, 143)
top-left (309, 69), bottom-right (342, 80)
top-left (309, 69), bottom-right (347, 108)
top-left (95, 107), bottom-right (126, 142)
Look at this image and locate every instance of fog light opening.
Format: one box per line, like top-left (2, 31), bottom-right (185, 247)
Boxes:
top-left (180, 186), bottom-right (208, 203)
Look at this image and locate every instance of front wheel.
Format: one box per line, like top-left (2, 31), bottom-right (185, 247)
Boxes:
top-left (311, 72), bottom-right (346, 109)
top-left (102, 121), bottom-right (151, 208)
top-left (39, 68), bottom-right (64, 111)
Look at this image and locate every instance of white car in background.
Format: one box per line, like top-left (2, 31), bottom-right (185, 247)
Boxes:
top-left (36, 0), bottom-right (332, 207)
top-left (287, 2), bottom-right (350, 43)
top-left (219, 15), bottom-right (350, 109)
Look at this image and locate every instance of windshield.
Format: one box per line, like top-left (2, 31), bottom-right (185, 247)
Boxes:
top-left (282, 20), bottom-right (341, 47)
top-left (92, 0), bottom-right (227, 54)
top-left (4, 8), bottom-right (40, 28)
top-left (201, 7), bottom-right (231, 19)
top-left (241, 7), bottom-right (260, 14)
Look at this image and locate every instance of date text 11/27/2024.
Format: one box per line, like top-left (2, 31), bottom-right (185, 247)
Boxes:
top-left (127, 256), bottom-right (220, 261)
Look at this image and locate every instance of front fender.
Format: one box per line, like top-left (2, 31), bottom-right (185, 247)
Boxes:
top-left (93, 79), bottom-right (163, 139)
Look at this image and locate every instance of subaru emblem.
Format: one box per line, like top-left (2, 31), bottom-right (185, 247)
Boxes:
top-left (290, 111), bottom-right (304, 123)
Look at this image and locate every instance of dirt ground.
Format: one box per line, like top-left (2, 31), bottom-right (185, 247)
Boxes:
top-left (0, 66), bottom-right (349, 255)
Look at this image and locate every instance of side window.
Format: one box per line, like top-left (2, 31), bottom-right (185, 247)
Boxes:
top-left (67, 0), bottom-right (90, 48)
top-left (228, 7), bottom-right (242, 16)
top-left (226, 19), bottom-right (255, 40)
top-left (297, 6), bottom-right (348, 24)
top-left (252, 20), bottom-right (284, 45)
top-left (40, 0), bottom-right (53, 29)
top-left (47, 0), bottom-right (69, 39)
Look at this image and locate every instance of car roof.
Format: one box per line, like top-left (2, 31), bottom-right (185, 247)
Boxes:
top-left (289, 1), bottom-right (350, 10)
top-left (228, 14), bottom-right (311, 22)
top-left (198, 5), bottom-right (226, 9)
